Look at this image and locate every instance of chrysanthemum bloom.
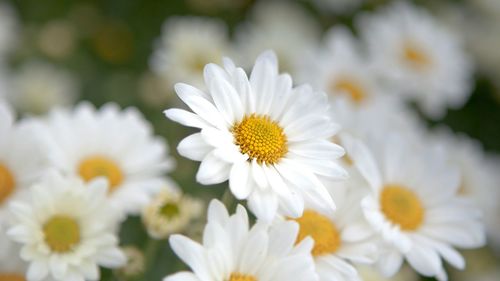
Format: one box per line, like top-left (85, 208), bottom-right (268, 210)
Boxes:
top-left (164, 199), bottom-right (319, 281)
top-left (289, 185), bottom-right (378, 281)
top-left (36, 102), bottom-right (175, 217)
top-left (165, 51), bottom-right (347, 221)
top-left (142, 188), bottom-right (203, 239)
top-left (150, 16), bottom-right (230, 90)
top-left (357, 1), bottom-right (473, 118)
top-left (7, 171), bottom-right (126, 281)
top-left (0, 102), bottom-right (47, 226)
top-left (344, 133), bottom-right (485, 280)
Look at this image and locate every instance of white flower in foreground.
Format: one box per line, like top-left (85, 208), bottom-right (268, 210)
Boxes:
top-left (164, 199), bottom-right (319, 281)
top-left (357, 1), bottom-right (473, 118)
top-left (7, 172), bottom-right (126, 281)
top-left (289, 186), bottom-right (378, 281)
top-left (302, 27), bottom-right (387, 106)
top-left (235, 1), bottom-right (320, 77)
top-left (311, 0), bottom-right (365, 14)
top-left (430, 128), bottom-right (500, 252)
top-left (150, 17), bottom-right (229, 90)
top-left (9, 61), bottom-right (79, 114)
top-left (142, 188), bottom-right (203, 239)
top-left (345, 133), bottom-right (485, 280)
top-left (165, 51), bottom-right (347, 221)
top-left (0, 102), bottom-right (47, 225)
top-left (37, 102), bottom-right (175, 217)
top-left (0, 225), bottom-right (27, 280)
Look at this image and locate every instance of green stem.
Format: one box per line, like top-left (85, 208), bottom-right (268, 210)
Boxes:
top-left (141, 238), bottom-right (162, 280)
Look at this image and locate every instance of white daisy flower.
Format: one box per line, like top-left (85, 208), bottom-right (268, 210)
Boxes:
top-left (302, 27), bottom-right (388, 106)
top-left (0, 101), bottom-right (48, 226)
top-left (344, 133), bottom-right (486, 280)
top-left (429, 128), bottom-right (500, 252)
top-left (357, 1), bottom-right (473, 118)
top-left (311, 0), bottom-right (365, 14)
top-left (150, 16), bottom-right (230, 90)
top-left (289, 185), bottom-right (378, 281)
top-left (165, 51), bottom-right (347, 222)
top-left (9, 61), bottom-right (79, 114)
top-left (0, 224), bottom-right (27, 280)
top-left (36, 102), bottom-right (175, 217)
top-left (142, 188), bottom-right (203, 239)
top-left (7, 171), bottom-right (126, 281)
top-left (164, 199), bottom-right (319, 281)
top-left (235, 1), bottom-right (320, 77)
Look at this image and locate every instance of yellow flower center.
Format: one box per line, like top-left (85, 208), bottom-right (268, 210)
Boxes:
top-left (331, 77), bottom-right (366, 103)
top-left (78, 156), bottom-right (124, 192)
top-left (228, 273), bottom-right (257, 281)
top-left (402, 42), bottom-right (432, 70)
top-left (293, 209), bottom-right (341, 256)
top-left (0, 163), bottom-right (16, 205)
top-left (159, 202), bottom-right (180, 219)
top-left (232, 114), bottom-right (288, 164)
top-left (43, 215), bottom-right (81, 253)
top-left (0, 274), bottom-right (26, 281)
top-left (380, 185), bottom-right (424, 231)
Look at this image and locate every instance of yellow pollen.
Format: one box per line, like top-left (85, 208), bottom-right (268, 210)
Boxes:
top-left (293, 210), bottom-right (341, 256)
top-left (380, 185), bottom-right (424, 231)
top-left (331, 77), bottom-right (366, 103)
top-left (0, 274), bottom-right (26, 281)
top-left (0, 163), bottom-right (16, 205)
top-left (43, 215), bottom-right (81, 253)
top-left (232, 114), bottom-right (288, 164)
top-left (228, 273), bottom-right (257, 281)
top-left (78, 156), bottom-right (124, 192)
top-left (402, 43), bottom-right (432, 70)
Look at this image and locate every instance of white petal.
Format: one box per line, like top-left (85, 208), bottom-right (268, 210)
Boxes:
top-left (169, 235), bottom-right (212, 279)
top-left (164, 272), bottom-right (201, 281)
top-left (178, 133), bottom-right (213, 161)
top-left (248, 190), bottom-right (278, 222)
top-left (164, 109), bottom-right (209, 129)
top-left (229, 160), bottom-right (253, 199)
top-left (196, 152), bottom-right (231, 185)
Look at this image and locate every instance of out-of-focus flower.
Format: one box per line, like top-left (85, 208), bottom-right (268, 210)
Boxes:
top-left (289, 186), bottom-right (378, 281)
top-left (0, 2), bottom-right (18, 57)
top-left (358, 1), bottom-right (473, 118)
top-left (449, 248), bottom-right (500, 281)
top-left (37, 19), bottom-right (78, 60)
top-left (36, 102), bottom-right (175, 217)
top-left (9, 61), bottom-right (79, 114)
top-left (235, 0), bottom-right (320, 77)
top-left (430, 128), bottom-right (500, 252)
top-left (116, 246), bottom-right (146, 279)
top-left (357, 264), bottom-right (420, 281)
top-left (138, 72), bottom-right (174, 108)
top-left (142, 188), bottom-right (203, 239)
top-left (7, 171), bottom-right (126, 281)
top-left (164, 51), bottom-right (347, 222)
top-left (0, 102), bottom-right (48, 226)
top-left (164, 199), bottom-right (319, 281)
top-left (0, 225), bottom-right (27, 280)
top-left (150, 17), bottom-right (229, 90)
top-left (311, 0), bottom-right (365, 14)
top-left (344, 133), bottom-right (485, 280)
top-left (302, 27), bottom-right (387, 106)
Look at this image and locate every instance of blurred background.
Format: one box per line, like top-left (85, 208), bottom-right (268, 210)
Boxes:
top-left (1, 0), bottom-right (499, 280)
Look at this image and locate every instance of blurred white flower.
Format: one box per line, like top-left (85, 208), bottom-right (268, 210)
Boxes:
top-left (289, 185), bottom-right (378, 281)
top-left (7, 171), bottom-right (126, 281)
top-left (0, 101), bottom-right (48, 226)
top-left (150, 16), bottom-right (229, 90)
top-left (429, 128), bottom-right (500, 253)
top-left (116, 246), bottom-right (146, 279)
top-left (0, 2), bottom-right (18, 57)
top-left (356, 264), bottom-right (420, 281)
top-left (0, 224), bottom-right (27, 280)
top-left (36, 102), bottom-right (175, 217)
top-left (142, 188), bottom-right (203, 239)
top-left (311, 0), bottom-right (365, 14)
top-left (9, 61), bottom-right (79, 114)
top-left (358, 1), bottom-right (473, 118)
top-left (165, 51), bottom-right (346, 222)
top-left (235, 0), bottom-right (320, 77)
top-left (164, 199), bottom-right (319, 281)
top-left (344, 133), bottom-right (485, 280)
top-left (302, 27), bottom-right (388, 106)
